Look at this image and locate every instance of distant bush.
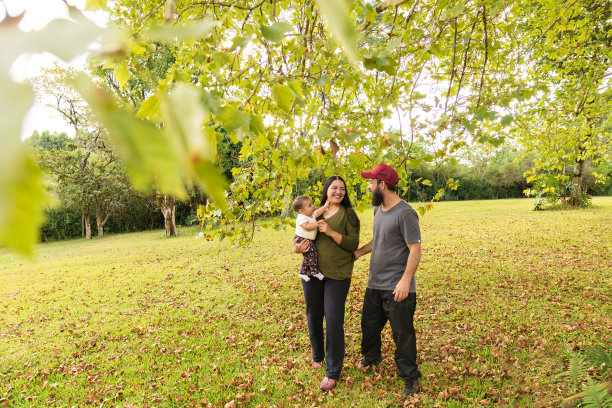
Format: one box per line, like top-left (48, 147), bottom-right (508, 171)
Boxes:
top-left (41, 208), bottom-right (82, 242)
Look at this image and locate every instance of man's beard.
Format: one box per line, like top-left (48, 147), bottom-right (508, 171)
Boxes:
top-left (371, 186), bottom-right (384, 206)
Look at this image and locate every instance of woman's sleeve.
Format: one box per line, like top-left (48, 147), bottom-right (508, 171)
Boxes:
top-left (338, 209), bottom-right (360, 252)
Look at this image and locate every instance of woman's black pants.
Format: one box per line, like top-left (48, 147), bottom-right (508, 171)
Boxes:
top-left (301, 277), bottom-right (351, 380)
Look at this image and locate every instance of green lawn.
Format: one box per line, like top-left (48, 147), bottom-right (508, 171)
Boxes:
top-left (1, 198), bottom-right (611, 407)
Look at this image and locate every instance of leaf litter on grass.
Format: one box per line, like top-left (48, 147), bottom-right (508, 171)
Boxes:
top-left (0, 198), bottom-right (611, 407)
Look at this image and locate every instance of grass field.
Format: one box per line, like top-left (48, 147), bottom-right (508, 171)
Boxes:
top-left (1, 198), bottom-right (611, 407)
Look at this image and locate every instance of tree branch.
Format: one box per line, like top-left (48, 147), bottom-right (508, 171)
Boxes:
top-left (358, 0), bottom-right (413, 31)
top-left (476, 6), bottom-right (488, 108)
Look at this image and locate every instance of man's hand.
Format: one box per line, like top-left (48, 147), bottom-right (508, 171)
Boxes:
top-left (354, 241), bottom-right (372, 261)
top-left (392, 277), bottom-right (411, 302)
top-left (293, 237), bottom-right (310, 253)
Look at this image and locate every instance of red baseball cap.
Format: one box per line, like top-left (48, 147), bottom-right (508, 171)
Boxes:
top-left (360, 163), bottom-right (399, 186)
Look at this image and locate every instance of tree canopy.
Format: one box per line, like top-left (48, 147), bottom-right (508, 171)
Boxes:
top-left (1, 0), bottom-right (610, 255)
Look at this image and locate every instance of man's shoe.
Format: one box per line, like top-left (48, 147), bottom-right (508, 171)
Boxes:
top-left (402, 378), bottom-right (420, 398)
top-left (356, 357), bottom-right (382, 369)
top-left (311, 360), bottom-right (323, 369)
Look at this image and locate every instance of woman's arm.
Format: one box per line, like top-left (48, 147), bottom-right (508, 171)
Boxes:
top-left (337, 211), bottom-right (360, 251)
top-left (317, 209), bottom-right (360, 251)
top-left (316, 220), bottom-right (343, 245)
top-left (293, 237), bottom-right (310, 253)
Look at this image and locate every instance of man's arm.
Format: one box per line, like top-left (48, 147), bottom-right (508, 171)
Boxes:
top-left (392, 242), bottom-right (422, 302)
top-left (354, 240), bottom-right (373, 260)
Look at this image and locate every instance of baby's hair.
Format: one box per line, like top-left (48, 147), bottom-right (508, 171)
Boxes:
top-left (292, 195), bottom-right (311, 212)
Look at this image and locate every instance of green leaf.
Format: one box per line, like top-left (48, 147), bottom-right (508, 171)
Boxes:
top-left (203, 90), bottom-right (222, 115)
top-left (249, 114), bottom-right (265, 134)
top-left (315, 127), bottom-right (332, 139)
top-left (115, 61), bottom-right (130, 88)
top-left (164, 83), bottom-right (210, 160)
top-left (229, 35), bottom-right (252, 51)
top-left (315, 74), bottom-right (331, 86)
top-left (365, 5), bottom-right (377, 23)
top-left (0, 153), bottom-right (48, 258)
top-left (217, 107), bottom-right (251, 135)
top-left (192, 161), bottom-right (227, 211)
top-left (0, 75), bottom-right (40, 257)
top-left (448, 4), bottom-right (466, 18)
top-left (501, 114), bottom-right (514, 126)
top-left (140, 20), bottom-right (221, 42)
top-left (488, 137), bottom-right (505, 147)
top-left (2, 9), bottom-right (104, 63)
top-left (314, 0), bottom-right (361, 65)
top-left (260, 22), bottom-right (293, 43)
top-left (461, 118), bottom-right (477, 133)
top-left (387, 37), bottom-right (402, 51)
top-left (421, 179), bottom-right (432, 186)
top-left (137, 92), bottom-right (163, 122)
top-left (271, 84), bottom-right (295, 112)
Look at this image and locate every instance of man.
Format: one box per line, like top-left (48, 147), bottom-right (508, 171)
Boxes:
top-left (354, 163), bottom-right (422, 398)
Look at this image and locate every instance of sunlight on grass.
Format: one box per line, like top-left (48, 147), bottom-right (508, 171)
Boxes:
top-left (1, 198), bottom-right (611, 406)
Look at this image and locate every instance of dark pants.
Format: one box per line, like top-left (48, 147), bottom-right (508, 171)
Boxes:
top-left (361, 289), bottom-right (421, 380)
top-left (301, 277), bottom-right (351, 380)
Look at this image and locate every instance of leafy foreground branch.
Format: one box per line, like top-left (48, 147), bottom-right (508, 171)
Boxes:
top-left (1, 0), bottom-right (611, 255)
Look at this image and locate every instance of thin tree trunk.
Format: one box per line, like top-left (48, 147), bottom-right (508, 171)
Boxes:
top-left (280, 193), bottom-right (293, 218)
top-left (83, 207), bottom-right (92, 239)
top-left (95, 196), bottom-right (102, 238)
top-left (157, 193), bottom-right (179, 237)
top-left (94, 195), bottom-right (107, 238)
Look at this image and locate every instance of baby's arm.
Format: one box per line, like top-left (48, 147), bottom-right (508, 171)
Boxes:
top-left (313, 200), bottom-right (330, 218)
top-left (300, 221), bottom-right (319, 231)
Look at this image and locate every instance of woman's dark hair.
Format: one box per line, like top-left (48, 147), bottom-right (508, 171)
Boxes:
top-left (320, 176), bottom-right (352, 208)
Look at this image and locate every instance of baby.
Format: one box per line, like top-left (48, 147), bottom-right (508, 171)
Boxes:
top-left (292, 195), bottom-right (329, 282)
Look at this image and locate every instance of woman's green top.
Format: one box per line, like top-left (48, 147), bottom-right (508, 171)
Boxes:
top-left (315, 206), bottom-right (360, 280)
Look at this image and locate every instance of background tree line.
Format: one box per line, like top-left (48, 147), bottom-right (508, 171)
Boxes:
top-left (26, 129), bottom-right (240, 242)
top-left (29, 128), bottom-right (611, 243)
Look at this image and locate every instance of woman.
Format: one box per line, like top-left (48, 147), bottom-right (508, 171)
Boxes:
top-left (294, 176), bottom-right (360, 391)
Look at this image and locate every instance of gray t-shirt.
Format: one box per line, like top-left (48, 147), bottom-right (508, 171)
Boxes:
top-left (368, 200), bottom-right (421, 291)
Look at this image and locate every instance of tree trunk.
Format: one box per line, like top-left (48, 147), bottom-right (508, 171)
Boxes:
top-left (157, 194), bottom-right (178, 237)
top-left (94, 195), bottom-right (110, 238)
top-left (83, 207), bottom-right (92, 239)
top-left (280, 193), bottom-right (293, 218)
top-left (569, 159), bottom-right (584, 207)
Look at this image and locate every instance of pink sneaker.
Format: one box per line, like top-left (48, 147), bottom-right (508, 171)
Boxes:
top-left (319, 377), bottom-right (337, 392)
top-left (311, 360), bottom-right (323, 369)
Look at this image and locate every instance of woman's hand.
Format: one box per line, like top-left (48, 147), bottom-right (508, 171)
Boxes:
top-left (317, 220), bottom-right (331, 235)
top-left (317, 220), bottom-right (343, 244)
top-left (293, 237), bottom-right (310, 253)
